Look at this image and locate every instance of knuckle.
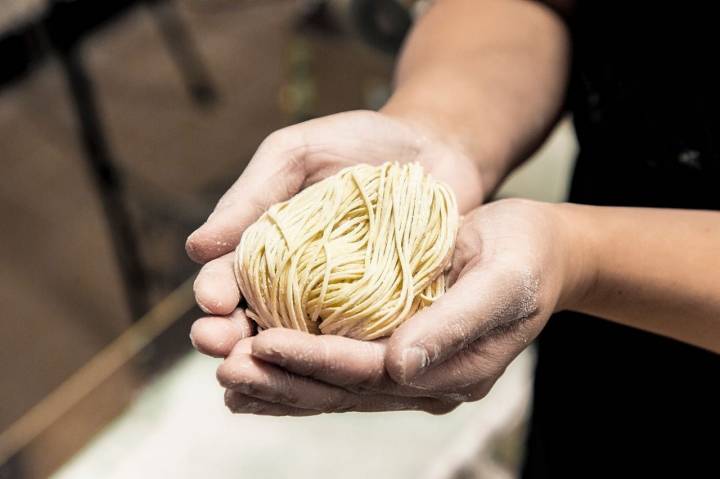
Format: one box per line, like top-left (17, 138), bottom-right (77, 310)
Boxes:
top-left (317, 340), bottom-right (334, 373)
top-left (261, 129), bottom-right (290, 149)
top-left (261, 128), bottom-right (307, 162)
top-left (290, 339), bottom-right (330, 378)
top-left (240, 381), bottom-right (263, 397)
top-left (216, 361), bottom-right (257, 391)
top-left (275, 371), bottom-right (300, 405)
top-left (353, 343), bottom-right (386, 390)
top-left (440, 317), bottom-right (474, 353)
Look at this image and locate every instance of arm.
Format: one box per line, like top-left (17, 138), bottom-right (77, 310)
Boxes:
top-left (561, 204), bottom-right (720, 353)
top-left (188, 0), bottom-right (573, 351)
top-left (382, 0), bottom-right (571, 196)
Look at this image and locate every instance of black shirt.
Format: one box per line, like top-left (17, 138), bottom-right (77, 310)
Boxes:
top-left (522, 2), bottom-right (720, 477)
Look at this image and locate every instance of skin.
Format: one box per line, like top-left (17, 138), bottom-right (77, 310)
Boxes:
top-left (187, 0), bottom-right (720, 416)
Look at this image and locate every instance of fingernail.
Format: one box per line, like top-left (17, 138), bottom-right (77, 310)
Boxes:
top-left (253, 344), bottom-right (288, 366)
top-left (400, 346), bottom-right (430, 384)
top-left (189, 332), bottom-right (198, 349)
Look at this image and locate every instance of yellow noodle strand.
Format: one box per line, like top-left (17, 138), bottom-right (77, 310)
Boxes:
top-left (234, 162), bottom-right (459, 340)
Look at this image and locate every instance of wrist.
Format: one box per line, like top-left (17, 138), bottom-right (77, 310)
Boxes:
top-left (380, 95), bottom-right (509, 198)
top-left (551, 202), bottom-right (600, 312)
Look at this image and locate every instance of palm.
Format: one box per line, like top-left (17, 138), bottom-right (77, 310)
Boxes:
top-left (285, 111), bottom-right (484, 211)
top-left (186, 110), bottom-right (485, 355)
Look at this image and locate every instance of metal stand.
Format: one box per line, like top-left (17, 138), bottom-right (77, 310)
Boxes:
top-left (57, 44), bottom-right (151, 320)
top-left (44, 0), bottom-right (217, 320)
top-left (146, 0), bottom-right (217, 105)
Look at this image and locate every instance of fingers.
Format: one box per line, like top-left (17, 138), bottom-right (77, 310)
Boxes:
top-left (250, 328), bottom-right (387, 388)
top-left (193, 252), bottom-right (240, 315)
top-left (218, 341), bottom-right (363, 412)
top-left (224, 389), bottom-right (458, 416)
top-left (190, 309), bottom-right (255, 357)
top-left (402, 324), bottom-right (529, 399)
top-left (249, 323), bottom-right (524, 402)
top-left (186, 130), bottom-right (308, 264)
top-left (224, 390), bottom-right (319, 417)
top-left (219, 325), bottom-right (521, 407)
top-left (218, 337), bottom-right (459, 414)
top-left (250, 328), bottom-right (488, 401)
top-left (386, 265), bottom-right (541, 385)
top-left (250, 329), bottom-right (472, 399)
top-left (190, 250), bottom-right (253, 357)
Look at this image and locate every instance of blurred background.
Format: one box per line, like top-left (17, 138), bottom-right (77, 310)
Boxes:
top-left (0, 1), bottom-right (576, 478)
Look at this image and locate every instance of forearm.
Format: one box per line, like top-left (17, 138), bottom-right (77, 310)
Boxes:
top-left (381, 0), bottom-right (571, 196)
top-left (559, 204), bottom-right (720, 353)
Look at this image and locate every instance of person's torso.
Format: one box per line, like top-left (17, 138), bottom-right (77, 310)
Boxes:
top-left (569, 0), bottom-right (720, 209)
top-left (523, 4), bottom-right (720, 477)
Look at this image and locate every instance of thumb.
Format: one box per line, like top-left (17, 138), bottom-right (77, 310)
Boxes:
top-left (185, 131), bottom-right (307, 263)
top-left (385, 264), bottom-right (540, 385)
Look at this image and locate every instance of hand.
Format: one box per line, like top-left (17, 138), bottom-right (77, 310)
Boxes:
top-left (187, 109), bottom-right (484, 353)
top-left (212, 199), bottom-right (586, 415)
